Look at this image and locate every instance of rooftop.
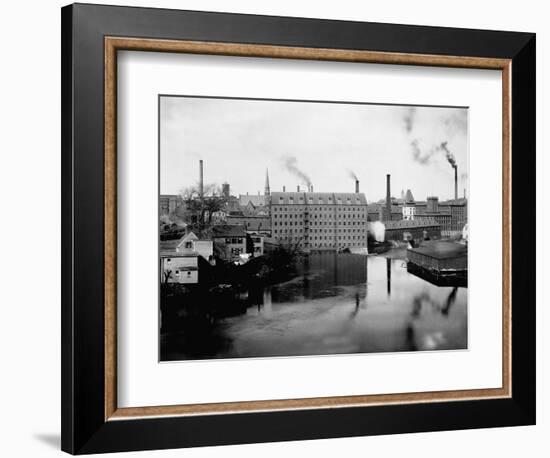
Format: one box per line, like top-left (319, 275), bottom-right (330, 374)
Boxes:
top-left (385, 219), bottom-right (440, 229)
top-left (160, 250), bottom-right (199, 258)
top-left (408, 241), bottom-right (467, 259)
top-left (211, 224), bottom-right (246, 238)
top-left (440, 198), bottom-right (468, 206)
top-left (271, 192), bottom-right (367, 205)
top-left (159, 238), bottom-right (183, 252)
top-left (239, 194), bottom-right (266, 207)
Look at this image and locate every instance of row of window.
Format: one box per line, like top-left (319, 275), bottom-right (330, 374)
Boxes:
top-left (276, 237), bottom-right (365, 247)
top-left (272, 206), bottom-right (366, 212)
top-left (276, 197), bottom-right (364, 205)
top-left (273, 213), bottom-right (366, 219)
top-left (224, 237), bottom-right (244, 244)
top-left (273, 228), bottom-right (366, 234)
top-left (274, 221), bottom-right (364, 227)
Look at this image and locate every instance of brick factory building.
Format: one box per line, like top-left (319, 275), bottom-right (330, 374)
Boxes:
top-left (384, 218), bottom-right (441, 243)
top-left (270, 191), bottom-right (369, 251)
top-left (415, 196), bottom-right (467, 235)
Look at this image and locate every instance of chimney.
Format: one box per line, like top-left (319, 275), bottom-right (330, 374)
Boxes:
top-left (222, 182), bottom-right (230, 199)
top-left (454, 166), bottom-right (458, 200)
top-left (199, 160), bottom-right (204, 198)
top-left (427, 196), bottom-right (439, 213)
top-left (355, 179), bottom-right (359, 193)
top-left (310, 185), bottom-right (314, 192)
top-left (283, 186), bottom-right (286, 192)
top-left (464, 188), bottom-right (466, 199)
top-left (385, 174), bottom-right (391, 221)
top-left (297, 185), bottom-right (300, 192)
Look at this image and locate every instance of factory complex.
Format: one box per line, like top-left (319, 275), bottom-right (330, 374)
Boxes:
top-left (159, 160), bottom-right (468, 284)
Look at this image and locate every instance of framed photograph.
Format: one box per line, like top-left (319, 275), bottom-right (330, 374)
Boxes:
top-left (61, 3), bottom-right (536, 454)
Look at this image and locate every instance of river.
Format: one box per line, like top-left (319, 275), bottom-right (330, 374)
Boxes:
top-left (161, 251), bottom-right (468, 360)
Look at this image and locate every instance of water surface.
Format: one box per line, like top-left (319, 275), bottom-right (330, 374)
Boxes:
top-left (161, 252), bottom-right (467, 360)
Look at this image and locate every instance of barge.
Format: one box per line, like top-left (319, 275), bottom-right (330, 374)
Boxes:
top-left (407, 241), bottom-right (467, 287)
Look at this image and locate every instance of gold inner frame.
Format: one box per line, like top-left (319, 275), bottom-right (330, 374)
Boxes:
top-left (104, 37), bottom-right (512, 421)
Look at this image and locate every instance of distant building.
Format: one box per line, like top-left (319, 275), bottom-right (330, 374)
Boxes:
top-left (439, 198), bottom-right (468, 233)
top-left (402, 189), bottom-right (416, 220)
top-left (367, 203), bottom-right (402, 222)
top-left (222, 182), bottom-right (230, 199)
top-left (211, 210), bottom-right (227, 224)
top-left (384, 218), bottom-right (441, 243)
top-left (211, 225), bottom-right (248, 262)
top-left (270, 191), bottom-right (368, 250)
top-left (160, 194), bottom-right (182, 215)
top-left (415, 196), bottom-right (453, 236)
top-left (226, 214), bottom-right (271, 233)
top-left (239, 193), bottom-right (266, 208)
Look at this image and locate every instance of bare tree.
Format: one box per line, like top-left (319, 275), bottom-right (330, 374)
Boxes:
top-left (179, 183), bottom-right (228, 228)
top-left (162, 269), bottom-right (173, 284)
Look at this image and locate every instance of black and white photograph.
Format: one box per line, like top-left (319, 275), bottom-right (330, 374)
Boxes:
top-left (159, 96), bottom-right (469, 361)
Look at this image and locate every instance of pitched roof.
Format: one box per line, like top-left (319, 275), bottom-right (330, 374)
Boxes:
top-left (239, 194), bottom-right (266, 207)
top-left (181, 232), bottom-right (198, 242)
top-left (271, 192), bottom-right (367, 205)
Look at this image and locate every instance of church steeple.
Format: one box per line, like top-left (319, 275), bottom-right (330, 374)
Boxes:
top-left (264, 168), bottom-right (270, 196)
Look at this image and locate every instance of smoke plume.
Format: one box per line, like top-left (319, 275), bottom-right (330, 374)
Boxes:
top-left (411, 140), bottom-right (436, 165)
top-left (437, 141), bottom-right (457, 168)
top-left (348, 169), bottom-right (358, 181)
top-left (403, 107), bottom-right (416, 133)
top-left (282, 156), bottom-right (312, 187)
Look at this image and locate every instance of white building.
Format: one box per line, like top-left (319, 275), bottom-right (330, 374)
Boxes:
top-left (160, 252), bottom-right (199, 284)
top-left (402, 189), bottom-right (416, 221)
top-left (174, 232), bottom-right (214, 262)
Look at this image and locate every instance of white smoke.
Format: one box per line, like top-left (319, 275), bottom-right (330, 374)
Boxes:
top-left (369, 221), bottom-right (385, 242)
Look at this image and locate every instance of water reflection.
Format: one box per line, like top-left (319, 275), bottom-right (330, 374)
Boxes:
top-left (161, 252), bottom-right (468, 361)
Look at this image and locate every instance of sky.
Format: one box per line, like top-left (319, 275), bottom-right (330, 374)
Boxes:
top-left (160, 96), bottom-right (468, 203)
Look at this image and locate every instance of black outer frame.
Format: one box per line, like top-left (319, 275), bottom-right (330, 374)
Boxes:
top-left (61, 3), bottom-right (536, 454)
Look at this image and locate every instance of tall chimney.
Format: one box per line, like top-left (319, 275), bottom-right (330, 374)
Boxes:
top-left (355, 179), bottom-right (359, 193)
top-left (297, 185), bottom-right (300, 192)
top-left (454, 166), bottom-right (458, 200)
top-left (464, 188), bottom-right (466, 199)
top-left (199, 160), bottom-right (204, 198)
top-left (283, 186), bottom-right (286, 192)
top-left (385, 174), bottom-right (391, 221)
top-left (310, 185), bottom-right (314, 192)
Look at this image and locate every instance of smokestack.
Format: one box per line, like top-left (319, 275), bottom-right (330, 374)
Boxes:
top-left (199, 160), bottom-right (204, 198)
top-left (355, 180), bottom-right (359, 193)
top-left (385, 174), bottom-right (391, 221)
top-left (464, 188), bottom-right (466, 199)
top-left (297, 185), bottom-right (300, 192)
top-left (427, 196), bottom-right (439, 213)
top-left (283, 186), bottom-right (286, 192)
top-left (310, 185), bottom-right (314, 192)
top-left (454, 166), bottom-right (458, 200)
